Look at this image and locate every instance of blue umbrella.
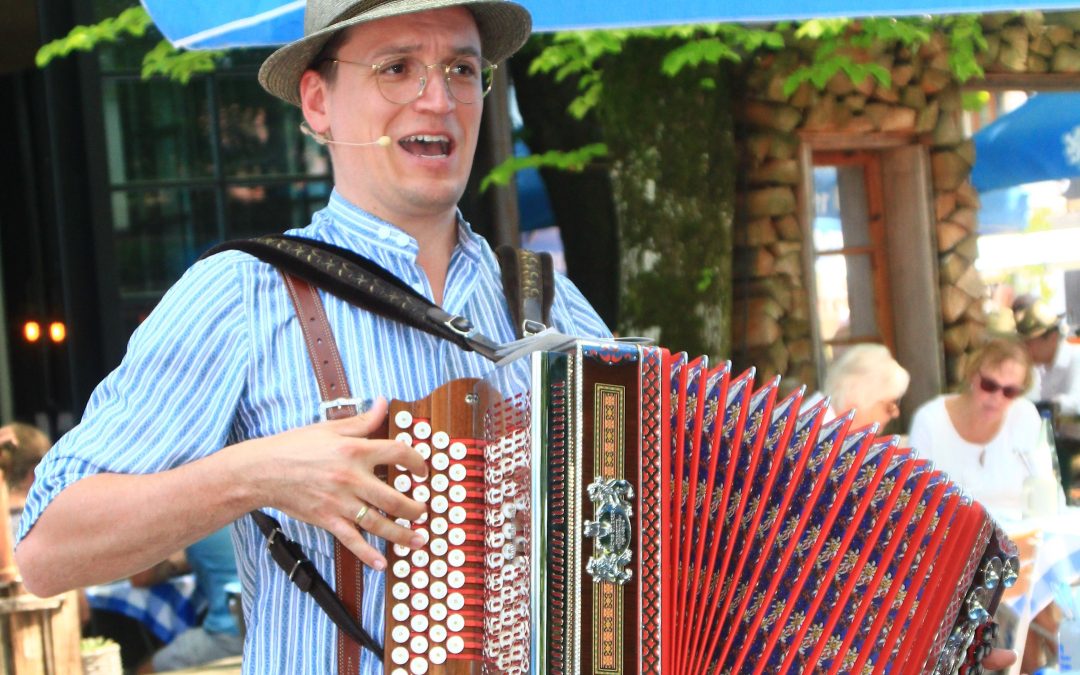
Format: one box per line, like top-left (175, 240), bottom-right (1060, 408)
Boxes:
top-left (971, 93), bottom-right (1080, 194)
top-left (141, 0), bottom-right (1080, 49)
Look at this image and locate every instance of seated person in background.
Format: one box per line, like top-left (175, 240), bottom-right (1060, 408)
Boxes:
top-left (135, 527), bottom-right (242, 673)
top-left (908, 337), bottom-right (1060, 521)
top-left (802, 343), bottom-right (911, 431)
top-left (0, 422), bottom-right (50, 536)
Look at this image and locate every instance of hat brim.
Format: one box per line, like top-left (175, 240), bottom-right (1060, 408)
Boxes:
top-left (259, 0), bottom-right (532, 107)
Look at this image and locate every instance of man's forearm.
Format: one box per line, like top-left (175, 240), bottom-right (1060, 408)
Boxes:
top-left (15, 445), bottom-right (258, 596)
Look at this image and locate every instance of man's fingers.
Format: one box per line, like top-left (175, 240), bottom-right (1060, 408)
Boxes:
top-left (372, 442), bottom-right (429, 479)
top-left (330, 397), bottom-right (388, 437)
top-left (360, 478), bottom-right (427, 522)
top-left (355, 509), bottom-right (423, 551)
top-left (329, 519), bottom-right (387, 571)
top-left (980, 648), bottom-right (1016, 669)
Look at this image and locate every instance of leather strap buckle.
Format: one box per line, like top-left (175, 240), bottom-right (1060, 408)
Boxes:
top-left (318, 397), bottom-right (369, 422)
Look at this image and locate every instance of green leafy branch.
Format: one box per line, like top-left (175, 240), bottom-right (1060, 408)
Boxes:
top-left (480, 144), bottom-right (609, 193)
top-left (35, 6), bottom-right (153, 68)
top-left (36, 4), bottom-right (224, 84)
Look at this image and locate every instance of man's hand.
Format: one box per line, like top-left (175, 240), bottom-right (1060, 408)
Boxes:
top-left (246, 397), bottom-right (428, 571)
top-left (981, 647), bottom-right (1016, 670)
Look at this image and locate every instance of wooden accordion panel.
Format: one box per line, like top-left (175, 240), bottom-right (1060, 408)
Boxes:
top-left (382, 341), bottom-right (1018, 675)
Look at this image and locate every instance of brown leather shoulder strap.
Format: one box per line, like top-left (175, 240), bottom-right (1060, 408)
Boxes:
top-left (280, 272), bottom-right (365, 675)
top-left (495, 245), bottom-right (556, 338)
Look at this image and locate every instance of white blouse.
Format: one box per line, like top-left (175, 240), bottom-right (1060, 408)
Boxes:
top-left (908, 394), bottom-right (1052, 521)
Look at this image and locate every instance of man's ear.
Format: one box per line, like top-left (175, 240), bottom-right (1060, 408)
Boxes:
top-left (300, 69), bottom-right (331, 134)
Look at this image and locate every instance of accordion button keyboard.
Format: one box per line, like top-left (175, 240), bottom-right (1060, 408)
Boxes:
top-left (431, 431), bottom-right (450, 449)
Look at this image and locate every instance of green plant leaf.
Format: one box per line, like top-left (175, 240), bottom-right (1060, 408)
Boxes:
top-left (479, 144), bottom-right (608, 193)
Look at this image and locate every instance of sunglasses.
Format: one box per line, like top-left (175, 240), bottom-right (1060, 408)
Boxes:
top-left (976, 373), bottom-right (1024, 399)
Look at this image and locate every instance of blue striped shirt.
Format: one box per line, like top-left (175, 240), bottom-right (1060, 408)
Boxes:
top-left (19, 190), bottom-right (610, 674)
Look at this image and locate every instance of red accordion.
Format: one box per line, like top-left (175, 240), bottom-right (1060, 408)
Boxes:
top-left (380, 341), bottom-right (1018, 675)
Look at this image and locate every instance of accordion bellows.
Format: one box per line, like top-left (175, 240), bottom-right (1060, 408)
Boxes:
top-left (381, 341), bottom-right (1018, 675)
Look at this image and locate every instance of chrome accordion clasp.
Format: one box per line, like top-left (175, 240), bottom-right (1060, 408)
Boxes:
top-left (583, 477), bottom-right (634, 585)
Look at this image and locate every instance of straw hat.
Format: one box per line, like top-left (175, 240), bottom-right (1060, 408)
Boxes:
top-left (259, 0), bottom-right (532, 107)
top-left (1015, 300), bottom-right (1063, 339)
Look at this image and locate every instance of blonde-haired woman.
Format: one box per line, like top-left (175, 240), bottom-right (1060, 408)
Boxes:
top-left (908, 337), bottom-right (1057, 520)
top-left (823, 344), bottom-right (911, 430)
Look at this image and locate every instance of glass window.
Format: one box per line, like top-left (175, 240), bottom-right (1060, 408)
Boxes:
top-left (225, 181), bottom-right (332, 239)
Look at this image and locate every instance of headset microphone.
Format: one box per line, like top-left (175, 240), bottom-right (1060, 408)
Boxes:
top-left (299, 123), bottom-right (392, 148)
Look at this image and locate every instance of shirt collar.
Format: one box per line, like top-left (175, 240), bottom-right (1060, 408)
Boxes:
top-left (322, 189), bottom-right (485, 266)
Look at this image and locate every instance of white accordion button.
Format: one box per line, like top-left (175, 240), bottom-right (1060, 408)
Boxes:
top-left (432, 431), bottom-right (450, 449)
top-left (393, 543), bottom-right (410, 557)
top-left (430, 580), bottom-right (448, 599)
top-left (448, 506), bottom-right (466, 524)
top-left (430, 559), bottom-right (448, 578)
top-left (447, 614), bottom-right (465, 632)
top-left (432, 453), bottom-right (450, 471)
top-left (502, 543), bottom-right (517, 560)
top-left (430, 646), bottom-right (447, 664)
top-left (394, 411), bottom-right (413, 429)
top-left (448, 442), bottom-right (467, 460)
top-left (431, 474), bottom-right (449, 492)
top-left (410, 635), bottom-right (429, 654)
top-left (429, 624), bottom-right (447, 643)
top-left (392, 603), bottom-right (410, 622)
top-left (395, 432), bottom-right (413, 446)
top-left (392, 647), bottom-right (409, 665)
top-left (449, 528), bottom-right (466, 546)
top-left (448, 550), bottom-right (466, 568)
top-left (449, 485), bottom-right (467, 503)
top-left (392, 669), bottom-right (408, 675)
top-left (409, 657), bottom-right (429, 675)
top-left (392, 625), bottom-right (410, 643)
top-left (447, 592), bottom-right (465, 610)
top-left (413, 442), bottom-right (431, 461)
top-left (410, 593), bottom-right (429, 611)
top-left (447, 636), bottom-right (464, 654)
top-left (414, 511), bottom-right (428, 526)
top-left (393, 560), bottom-right (410, 578)
top-left (431, 537), bottom-right (448, 556)
top-left (430, 602), bottom-right (447, 621)
top-left (411, 570), bottom-right (429, 589)
top-left (447, 570), bottom-right (465, 589)
top-left (394, 475), bottom-right (412, 493)
top-left (411, 550), bottom-right (429, 568)
top-left (449, 464), bottom-right (467, 482)
top-left (431, 517), bottom-right (448, 536)
top-left (431, 495), bottom-right (449, 514)
top-left (502, 522), bottom-right (516, 538)
top-left (392, 582), bottom-right (409, 600)
top-left (413, 421), bottom-right (431, 440)
top-left (412, 485), bottom-right (430, 503)
top-left (410, 613), bottom-right (429, 633)
top-left (415, 528), bottom-right (430, 545)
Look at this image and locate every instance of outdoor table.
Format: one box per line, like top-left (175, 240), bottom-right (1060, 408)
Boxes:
top-left (84, 573), bottom-right (206, 644)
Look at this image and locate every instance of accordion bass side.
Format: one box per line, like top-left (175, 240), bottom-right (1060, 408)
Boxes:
top-left (380, 341), bottom-right (1019, 675)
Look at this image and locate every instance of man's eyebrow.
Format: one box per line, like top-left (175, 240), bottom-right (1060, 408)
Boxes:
top-left (368, 43), bottom-right (482, 60)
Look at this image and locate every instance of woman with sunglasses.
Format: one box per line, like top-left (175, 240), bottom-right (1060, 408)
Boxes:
top-left (909, 337), bottom-right (1057, 520)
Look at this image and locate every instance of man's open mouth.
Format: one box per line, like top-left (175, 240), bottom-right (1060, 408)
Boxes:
top-left (399, 134), bottom-right (451, 158)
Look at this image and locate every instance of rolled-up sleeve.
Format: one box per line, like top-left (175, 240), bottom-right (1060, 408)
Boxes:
top-left (18, 253), bottom-right (252, 542)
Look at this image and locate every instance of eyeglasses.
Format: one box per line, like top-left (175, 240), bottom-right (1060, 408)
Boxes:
top-left (327, 55), bottom-right (496, 105)
top-left (976, 373), bottom-right (1024, 399)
